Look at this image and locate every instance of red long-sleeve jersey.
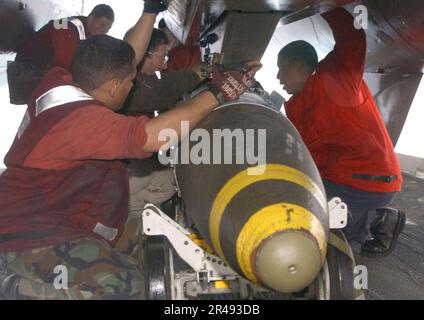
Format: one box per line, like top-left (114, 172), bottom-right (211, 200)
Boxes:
top-left (284, 8), bottom-right (402, 193)
top-left (15, 16), bottom-right (89, 71)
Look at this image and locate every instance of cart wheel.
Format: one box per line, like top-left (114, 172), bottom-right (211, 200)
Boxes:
top-left (143, 236), bottom-right (174, 300)
top-left (326, 230), bottom-right (356, 300)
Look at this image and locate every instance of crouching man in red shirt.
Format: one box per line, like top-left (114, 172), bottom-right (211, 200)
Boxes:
top-left (277, 7), bottom-right (405, 257)
top-left (0, 1), bottom-right (262, 299)
top-left (9, 4), bottom-right (115, 105)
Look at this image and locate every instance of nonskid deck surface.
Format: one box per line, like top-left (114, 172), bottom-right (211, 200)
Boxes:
top-left (356, 173), bottom-right (424, 300)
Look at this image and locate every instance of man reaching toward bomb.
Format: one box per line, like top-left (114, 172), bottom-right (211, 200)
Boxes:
top-left (276, 7), bottom-right (405, 256)
top-left (0, 1), bottom-right (262, 300)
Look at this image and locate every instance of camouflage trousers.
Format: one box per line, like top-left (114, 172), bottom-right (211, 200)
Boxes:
top-left (1, 211), bottom-right (145, 300)
top-left (0, 168), bottom-right (176, 300)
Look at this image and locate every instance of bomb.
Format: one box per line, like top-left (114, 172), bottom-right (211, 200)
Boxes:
top-left (175, 92), bottom-right (329, 293)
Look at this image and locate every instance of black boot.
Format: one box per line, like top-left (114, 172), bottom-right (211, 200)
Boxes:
top-left (361, 208), bottom-right (406, 258)
top-left (0, 255), bottom-right (20, 300)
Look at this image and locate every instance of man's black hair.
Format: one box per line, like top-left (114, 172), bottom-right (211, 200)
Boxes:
top-left (158, 18), bottom-right (167, 30)
top-left (88, 4), bottom-right (115, 22)
top-left (71, 35), bottom-right (135, 91)
top-left (124, 27), bottom-right (168, 52)
top-left (147, 28), bottom-right (168, 52)
top-left (278, 40), bottom-right (318, 71)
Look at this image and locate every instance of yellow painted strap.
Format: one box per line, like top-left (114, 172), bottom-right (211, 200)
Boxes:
top-left (236, 203), bottom-right (327, 284)
top-left (209, 164), bottom-right (327, 260)
top-left (214, 281), bottom-right (230, 289)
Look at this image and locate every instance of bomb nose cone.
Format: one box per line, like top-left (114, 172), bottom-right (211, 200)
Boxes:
top-left (256, 231), bottom-right (323, 293)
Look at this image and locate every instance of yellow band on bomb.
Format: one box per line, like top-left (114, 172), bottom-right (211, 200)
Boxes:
top-left (209, 164), bottom-right (327, 262)
top-left (236, 203), bottom-right (327, 284)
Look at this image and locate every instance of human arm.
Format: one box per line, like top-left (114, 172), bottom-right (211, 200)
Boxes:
top-left (125, 1), bottom-right (166, 65)
top-left (25, 61), bottom-right (262, 168)
top-left (142, 90), bottom-right (217, 152)
top-left (24, 105), bottom-right (154, 170)
top-left (321, 7), bottom-right (366, 76)
top-left (320, 7), bottom-right (367, 105)
top-left (142, 60), bottom-right (263, 152)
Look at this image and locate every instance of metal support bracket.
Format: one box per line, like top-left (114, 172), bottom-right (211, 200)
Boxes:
top-left (328, 197), bottom-right (348, 229)
top-left (142, 204), bottom-right (239, 283)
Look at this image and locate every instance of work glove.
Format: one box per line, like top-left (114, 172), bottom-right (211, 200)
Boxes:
top-left (208, 60), bottom-right (262, 104)
top-left (143, 0), bottom-right (167, 14)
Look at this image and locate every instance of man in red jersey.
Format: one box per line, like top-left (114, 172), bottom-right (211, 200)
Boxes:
top-left (9, 4), bottom-right (115, 104)
top-left (0, 0), bottom-right (262, 299)
top-left (277, 7), bottom-right (405, 256)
